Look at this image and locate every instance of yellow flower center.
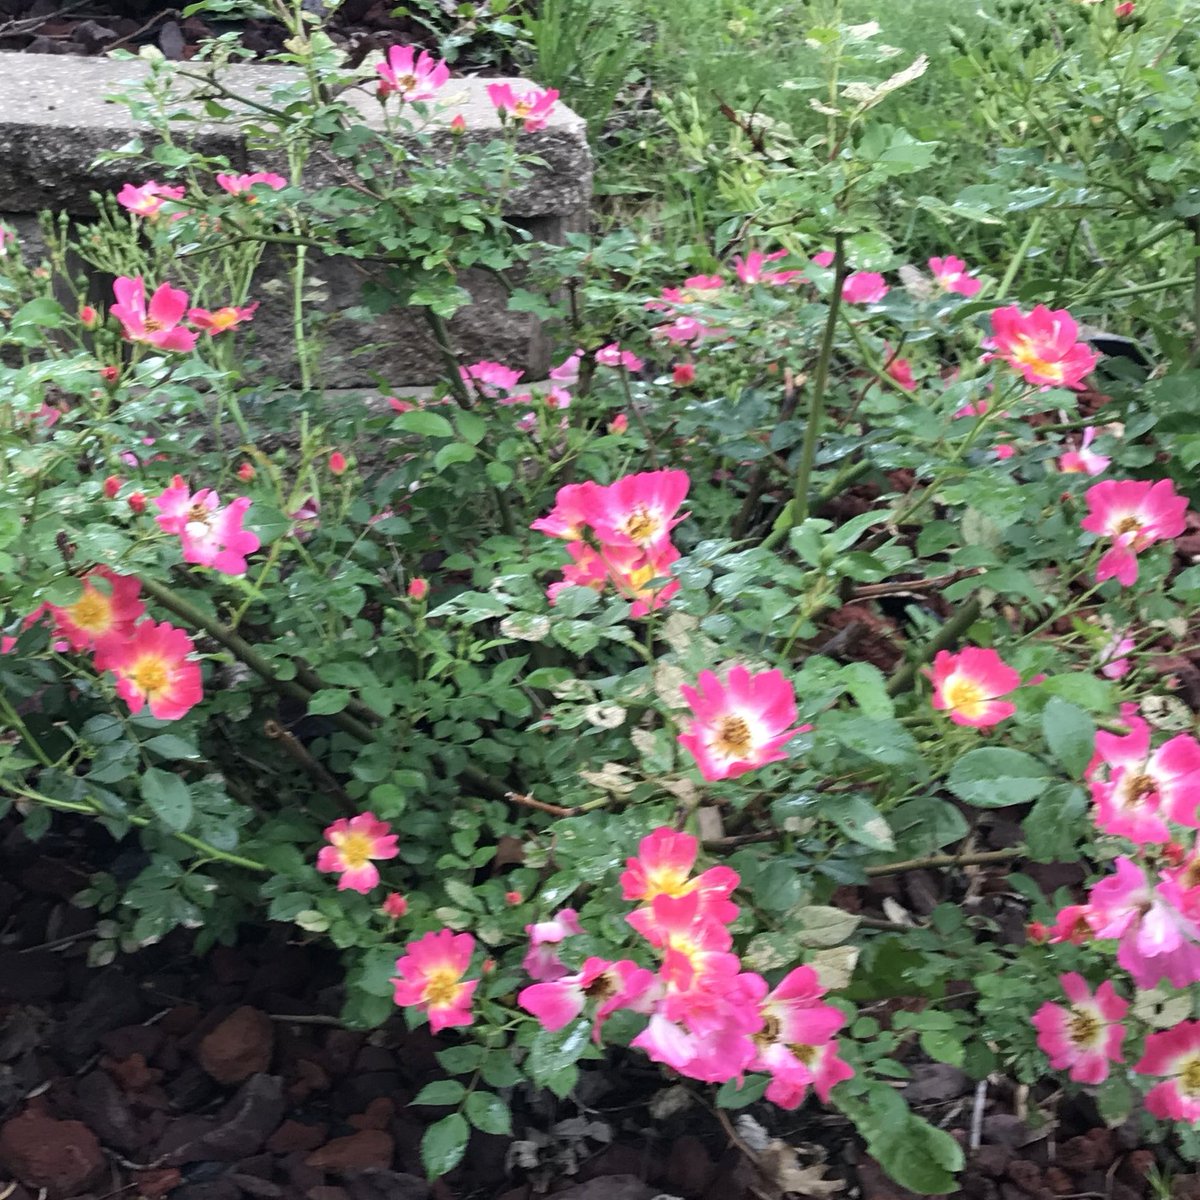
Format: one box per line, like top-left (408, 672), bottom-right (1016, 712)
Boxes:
top-left (129, 655), bottom-right (170, 697)
top-left (513, 100), bottom-right (534, 118)
top-left (1114, 515), bottom-right (1142, 536)
top-left (714, 714), bottom-right (753, 758)
top-left (335, 831), bottom-right (375, 871)
top-left (398, 73), bottom-right (418, 91)
top-left (1067, 1006), bottom-right (1101, 1047)
top-left (68, 588), bottom-right (111, 633)
top-left (1180, 1057), bottom-right (1200, 1096)
top-left (1125, 773), bottom-right (1157, 802)
top-left (209, 308), bottom-right (240, 331)
top-left (143, 317), bottom-right (165, 333)
top-left (623, 508), bottom-right (657, 543)
top-left (943, 675), bottom-right (988, 720)
top-left (791, 1043), bottom-right (817, 1066)
top-left (1013, 339), bottom-right (1064, 382)
top-left (424, 967), bottom-right (463, 1008)
top-left (753, 1014), bottom-right (783, 1049)
top-left (584, 972), bottom-right (617, 1000)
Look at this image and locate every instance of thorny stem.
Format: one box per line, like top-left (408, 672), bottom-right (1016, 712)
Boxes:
top-left (761, 235), bottom-right (848, 551)
top-left (420, 309), bottom-right (517, 537)
top-left (864, 846), bottom-right (1025, 877)
top-left (886, 597), bottom-right (984, 697)
top-left (11, 784), bottom-right (269, 872)
top-left (0, 691), bottom-right (55, 769)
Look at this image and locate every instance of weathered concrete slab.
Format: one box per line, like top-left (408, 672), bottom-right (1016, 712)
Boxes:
top-left (0, 52), bottom-right (590, 386)
top-left (0, 53), bottom-right (591, 218)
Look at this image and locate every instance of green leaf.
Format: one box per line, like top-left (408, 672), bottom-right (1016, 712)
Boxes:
top-left (142, 734), bottom-right (201, 760)
top-left (308, 689), bottom-right (351, 715)
top-left (434, 442), bottom-right (478, 472)
top-left (947, 748), bottom-right (1051, 808)
top-left (436, 1045), bottom-right (485, 1074)
top-left (465, 1090), bottom-right (512, 1135)
top-left (793, 905), bottom-right (860, 947)
top-left (394, 410), bottom-right (455, 439)
top-left (421, 1112), bottom-right (469, 1178)
top-left (1041, 697), bottom-right (1095, 778)
top-left (716, 1074), bottom-right (769, 1108)
top-left (528, 1019), bottom-right (591, 1084)
top-left (140, 768), bottom-right (193, 832)
top-left (1022, 784), bottom-right (1088, 863)
top-left (481, 1052), bottom-right (524, 1088)
top-left (828, 794), bottom-right (895, 851)
top-left (411, 1080), bottom-right (466, 1106)
top-left (840, 1084), bottom-right (963, 1194)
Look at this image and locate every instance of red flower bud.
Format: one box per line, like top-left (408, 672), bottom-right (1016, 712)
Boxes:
top-left (329, 450), bottom-right (348, 475)
top-left (127, 491), bottom-right (146, 514)
top-left (407, 577), bottom-right (429, 601)
top-left (102, 474), bottom-right (122, 499)
top-left (237, 462), bottom-right (256, 481)
top-left (672, 362), bottom-right (696, 386)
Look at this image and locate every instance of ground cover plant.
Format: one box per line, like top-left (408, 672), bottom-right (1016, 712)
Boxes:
top-left (3, 0), bottom-right (1200, 1192)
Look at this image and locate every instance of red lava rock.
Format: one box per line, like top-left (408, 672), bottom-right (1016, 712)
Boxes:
top-left (1043, 1167), bottom-right (1073, 1195)
top-left (289, 1056), bottom-right (333, 1102)
top-left (1171, 1176), bottom-right (1200, 1200)
top-left (103, 1050), bottom-right (163, 1090)
top-left (0, 1108), bottom-right (105, 1199)
top-left (972, 1144), bottom-right (1012, 1177)
top-left (99, 1023), bottom-right (165, 1061)
top-left (306, 1129), bottom-right (395, 1171)
top-left (230, 1174), bottom-right (285, 1198)
top-left (134, 1168), bottom-right (182, 1198)
top-left (960, 1171), bottom-right (1000, 1200)
top-left (549, 1178), bottom-right (659, 1200)
top-left (308, 1189), bottom-right (351, 1200)
top-left (160, 1004), bottom-right (203, 1036)
top-left (1117, 1148), bottom-right (1155, 1185)
top-left (666, 1134), bottom-right (713, 1196)
top-left (497, 1189), bottom-right (531, 1200)
top-left (1004, 1159), bottom-right (1043, 1195)
top-left (268, 1119), bottom-right (329, 1153)
top-left (1055, 1130), bottom-right (1113, 1173)
top-left (197, 1006), bottom-right (274, 1083)
top-left (349, 1096), bottom-right (395, 1130)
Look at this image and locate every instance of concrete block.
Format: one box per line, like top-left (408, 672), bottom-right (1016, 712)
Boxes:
top-left (0, 52), bottom-right (590, 386)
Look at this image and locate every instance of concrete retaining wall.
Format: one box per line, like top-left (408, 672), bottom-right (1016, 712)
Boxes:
top-left (0, 52), bottom-right (591, 387)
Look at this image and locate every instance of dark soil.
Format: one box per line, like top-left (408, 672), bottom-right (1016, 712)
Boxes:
top-left (0, 1), bottom-right (425, 64)
top-left (2, 814), bottom-right (1195, 1200)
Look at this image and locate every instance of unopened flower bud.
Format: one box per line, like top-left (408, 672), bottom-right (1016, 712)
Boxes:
top-left (103, 475), bottom-right (122, 499)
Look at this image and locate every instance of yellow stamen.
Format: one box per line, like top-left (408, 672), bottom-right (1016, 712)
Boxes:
top-left (714, 714), bottom-right (753, 758)
top-left (1067, 1006), bottom-right (1101, 1047)
top-left (943, 675), bottom-right (988, 721)
top-left (1181, 1057), bottom-right (1200, 1095)
top-left (334, 831), bottom-right (375, 871)
top-left (68, 589), bottom-right (111, 633)
top-left (424, 967), bottom-right (463, 1007)
top-left (129, 656), bottom-right (169, 697)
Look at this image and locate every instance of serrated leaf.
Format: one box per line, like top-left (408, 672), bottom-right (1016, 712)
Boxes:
top-left (411, 1080), bottom-right (467, 1106)
top-left (307, 688), bottom-right (351, 715)
top-left (794, 905), bottom-right (860, 947)
top-left (528, 1019), bottom-right (591, 1083)
top-left (140, 767), bottom-right (193, 832)
top-left (1041, 697), bottom-right (1096, 777)
top-left (465, 1090), bottom-right (512, 1135)
top-left (947, 748), bottom-right (1051, 808)
top-left (421, 1112), bottom-right (469, 1178)
top-left (141, 734), bottom-right (201, 760)
top-left (395, 409), bottom-right (455, 439)
top-left (828, 794), bottom-right (895, 851)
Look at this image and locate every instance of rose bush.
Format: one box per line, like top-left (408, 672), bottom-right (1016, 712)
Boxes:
top-left (2, 0), bottom-right (1200, 1186)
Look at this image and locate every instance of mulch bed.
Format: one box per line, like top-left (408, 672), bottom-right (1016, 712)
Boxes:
top-left (2, 812), bottom-right (1197, 1200)
top-left (0, 1), bottom-right (422, 63)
